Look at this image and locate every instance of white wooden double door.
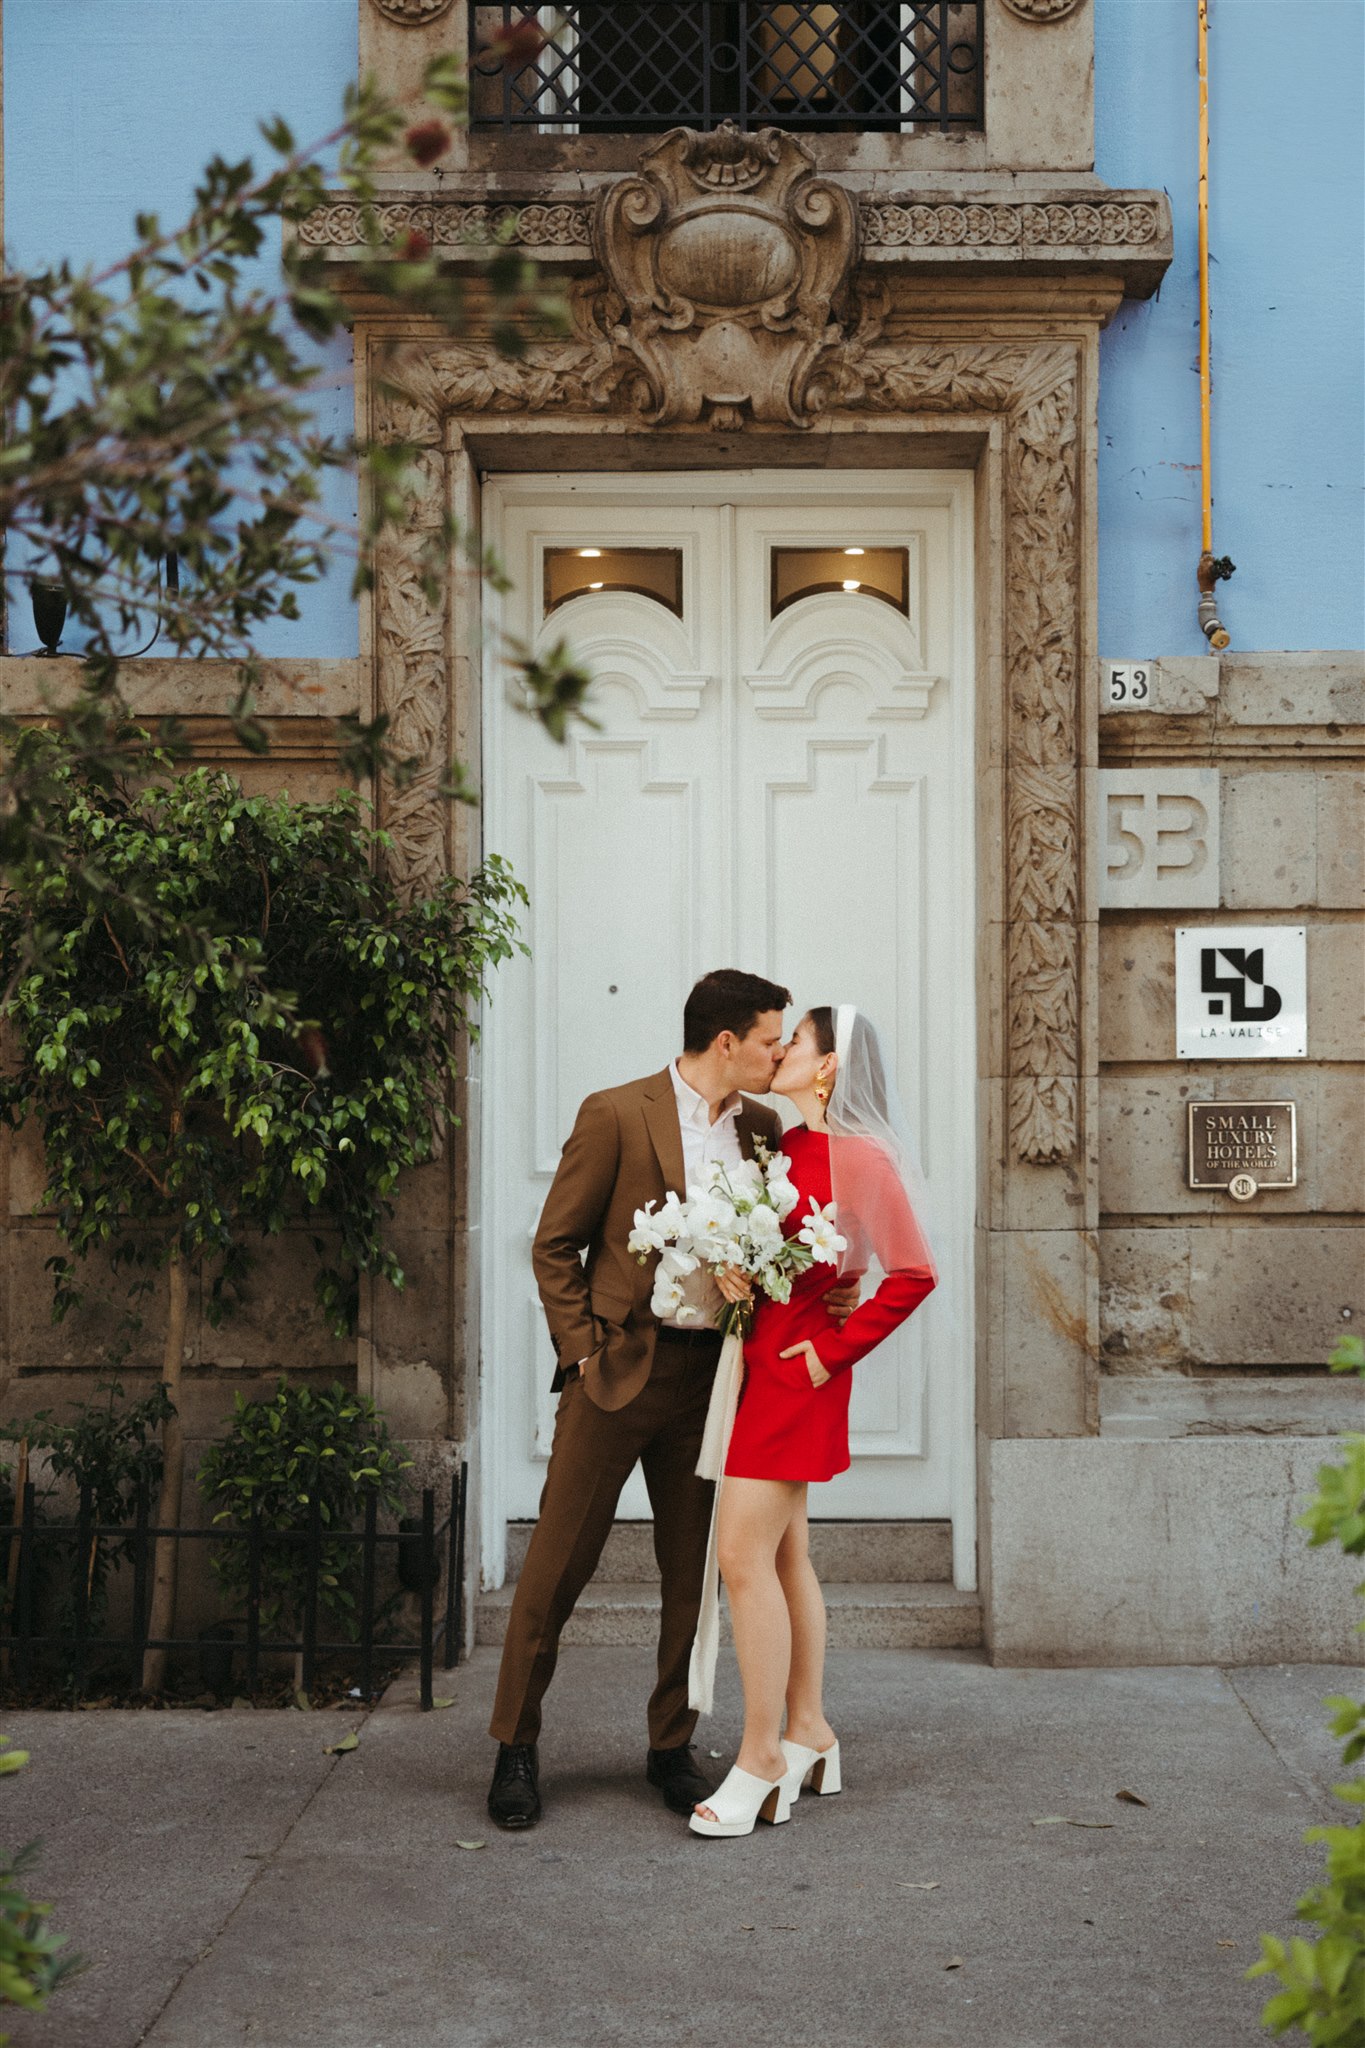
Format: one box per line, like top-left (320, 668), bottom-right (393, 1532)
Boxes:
top-left (480, 472), bottom-right (976, 1584)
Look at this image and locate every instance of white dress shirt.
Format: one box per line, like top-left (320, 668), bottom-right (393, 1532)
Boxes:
top-left (662, 1059), bottom-right (744, 1331)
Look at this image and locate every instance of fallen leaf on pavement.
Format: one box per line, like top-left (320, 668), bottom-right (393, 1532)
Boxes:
top-left (1115, 1789), bottom-right (1149, 1806)
top-left (292, 1689), bottom-right (312, 1711)
top-left (455, 1839), bottom-right (486, 1851)
top-left (324, 1731), bottom-right (359, 1756)
top-left (1031, 1816), bottom-right (1115, 1829)
top-left (943, 1958), bottom-right (964, 1971)
top-left (432, 1697), bottom-right (455, 1710)
top-left (1217, 1940), bottom-right (1238, 1948)
top-left (739, 1924), bottom-right (755, 1931)
top-left (899, 1882), bottom-right (941, 1891)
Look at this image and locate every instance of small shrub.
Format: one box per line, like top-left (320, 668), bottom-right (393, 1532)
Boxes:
top-left (0, 1740), bottom-right (80, 2041)
top-left (1249, 1334), bottom-right (1365, 2043)
top-left (197, 1380), bottom-right (411, 1644)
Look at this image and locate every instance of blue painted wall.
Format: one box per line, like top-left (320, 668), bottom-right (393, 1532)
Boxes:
top-left (6, 0), bottom-right (1363, 659)
top-left (1095, 0), bottom-right (1365, 656)
top-left (3, 0), bottom-right (360, 656)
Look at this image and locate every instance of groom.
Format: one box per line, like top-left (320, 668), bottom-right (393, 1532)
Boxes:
top-left (487, 969), bottom-right (855, 1829)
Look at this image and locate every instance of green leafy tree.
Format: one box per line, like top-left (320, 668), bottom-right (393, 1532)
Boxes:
top-left (0, 42), bottom-right (589, 896)
top-left (0, 734), bottom-right (526, 1687)
top-left (1250, 1334), bottom-right (1365, 2044)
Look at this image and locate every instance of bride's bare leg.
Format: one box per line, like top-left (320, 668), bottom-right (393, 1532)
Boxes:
top-left (776, 1497), bottom-right (836, 1753)
top-left (693, 1476), bottom-right (801, 1818)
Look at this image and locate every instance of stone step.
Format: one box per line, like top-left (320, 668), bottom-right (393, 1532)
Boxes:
top-left (503, 1518), bottom-right (953, 1586)
top-left (476, 1580), bottom-right (982, 1652)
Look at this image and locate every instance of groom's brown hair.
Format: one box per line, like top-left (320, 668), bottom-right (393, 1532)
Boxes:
top-left (682, 969), bottom-right (791, 1054)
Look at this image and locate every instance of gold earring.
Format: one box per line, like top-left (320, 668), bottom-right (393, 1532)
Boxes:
top-left (814, 1077), bottom-right (830, 1106)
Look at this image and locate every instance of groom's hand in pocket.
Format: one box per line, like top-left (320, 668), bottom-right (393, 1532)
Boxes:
top-left (824, 1279), bottom-right (861, 1327)
top-left (780, 1340), bottom-right (832, 1389)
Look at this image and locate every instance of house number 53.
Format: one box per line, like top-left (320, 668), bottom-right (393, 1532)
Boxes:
top-left (1097, 770), bottom-right (1220, 908)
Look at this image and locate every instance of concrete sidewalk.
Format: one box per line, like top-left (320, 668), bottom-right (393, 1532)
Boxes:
top-left (1, 1647), bottom-right (1356, 2048)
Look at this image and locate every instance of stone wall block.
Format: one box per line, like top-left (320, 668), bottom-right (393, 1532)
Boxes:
top-left (1099, 918), bottom-right (1364, 1064)
top-left (999, 1228), bottom-right (1096, 1437)
top-left (3, 1234), bottom-right (203, 1382)
top-left (986, 1082), bottom-right (1088, 1230)
top-left (1220, 652), bottom-right (1365, 729)
top-left (1311, 1067), bottom-right (1365, 1215)
top-left (197, 1238), bottom-right (354, 1376)
top-left (1100, 1069), bottom-right (1331, 1217)
top-left (1220, 772), bottom-right (1318, 909)
top-left (1099, 1227), bottom-right (1191, 1364)
top-left (1187, 1225), bottom-right (1360, 1366)
top-left (1317, 773), bottom-right (1365, 908)
top-left (982, 0), bottom-right (1094, 173)
top-left (986, 1437), bottom-right (1363, 1664)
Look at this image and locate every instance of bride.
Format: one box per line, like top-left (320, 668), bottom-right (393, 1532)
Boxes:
top-left (690, 1004), bottom-right (938, 1839)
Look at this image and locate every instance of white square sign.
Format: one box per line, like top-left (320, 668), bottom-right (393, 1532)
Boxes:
top-left (1176, 927), bottom-right (1307, 1059)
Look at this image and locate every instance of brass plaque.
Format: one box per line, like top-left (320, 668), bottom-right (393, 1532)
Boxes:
top-left (1187, 1101), bottom-right (1297, 1201)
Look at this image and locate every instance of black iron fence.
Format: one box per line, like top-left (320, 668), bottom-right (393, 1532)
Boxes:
top-left (0, 1466), bottom-right (467, 1710)
top-left (470, 2), bottom-right (983, 135)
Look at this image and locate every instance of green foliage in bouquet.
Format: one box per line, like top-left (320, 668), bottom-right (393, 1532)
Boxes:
top-left (1249, 1334), bottom-right (1365, 2043)
top-left (197, 1379), bottom-right (411, 1642)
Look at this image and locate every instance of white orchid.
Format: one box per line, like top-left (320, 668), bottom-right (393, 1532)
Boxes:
top-left (797, 1200), bottom-right (847, 1265)
top-left (659, 1245), bottom-right (700, 1280)
top-left (628, 1202), bottom-right (670, 1257)
top-left (764, 1155), bottom-right (799, 1219)
top-left (745, 1203), bottom-right (784, 1249)
top-left (650, 1272), bottom-right (686, 1319)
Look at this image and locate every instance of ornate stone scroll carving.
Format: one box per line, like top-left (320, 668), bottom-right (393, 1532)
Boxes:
top-left (298, 200), bottom-right (593, 252)
top-left (593, 122), bottom-right (858, 430)
top-left (999, 0), bottom-right (1084, 20)
top-left (863, 199), bottom-right (1159, 250)
top-left (369, 0), bottom-right (454, 22)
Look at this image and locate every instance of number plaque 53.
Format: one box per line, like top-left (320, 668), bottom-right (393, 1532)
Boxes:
top-left (1096, 769), bottom-right (1220, 908)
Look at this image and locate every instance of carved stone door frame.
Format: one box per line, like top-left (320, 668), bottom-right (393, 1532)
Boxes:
top-left (355, 288), bottom-right (1104, 1623)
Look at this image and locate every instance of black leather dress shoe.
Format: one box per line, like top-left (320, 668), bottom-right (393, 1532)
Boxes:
top-left (646, 1743), bottom-right (715, 1816)
top-left (488, 1742), bottom-right (541, 1829)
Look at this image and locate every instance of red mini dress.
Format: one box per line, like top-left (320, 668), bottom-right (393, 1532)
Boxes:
top-left (724, 1126), bottom-right (936, 1484)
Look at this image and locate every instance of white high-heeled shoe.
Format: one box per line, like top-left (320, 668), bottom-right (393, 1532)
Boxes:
top-left (688, 1765), bottom-right (792, 1838)
top-left (779, 1736), bottom-right (842, 1803)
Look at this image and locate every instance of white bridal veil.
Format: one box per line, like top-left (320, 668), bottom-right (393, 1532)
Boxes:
top-left (825, 1004), bottom-right (939, 1285)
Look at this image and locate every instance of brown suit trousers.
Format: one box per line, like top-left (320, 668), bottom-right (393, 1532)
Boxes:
top-left (489, 1068), bottom-right (782, 1750)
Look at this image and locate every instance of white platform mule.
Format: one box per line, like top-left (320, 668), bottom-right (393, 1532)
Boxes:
top-left (688, 1765), bottom-right (792, 1839)
top-left (779, 1737), bottom-right (842, 1803)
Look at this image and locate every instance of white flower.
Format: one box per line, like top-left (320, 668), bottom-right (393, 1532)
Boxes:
top-left (764, 1156), bottom-right (799, 1219)
top-left (628, 1202), bottom-right (669, 1257)
top-left (686, 1191), bottom-right (741, 1245)
top-left (745, 1204), bottom-right (783, 1249)
top-left (797, 1200), bottom-right (847, 1265)
top-left (729, 1159), bottom-right (764, 1197)
top-left (655, 1190), bottom-right (689, 1239)
top-left (650, 1273), bottom-right (685, 1319)
top-left (660, 1245), bottom-right (700, 1280)
top-left (760, 1264), bottom-right (793, 1304)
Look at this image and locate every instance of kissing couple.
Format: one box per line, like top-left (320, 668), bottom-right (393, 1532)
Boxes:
top-left (487, 969), bottom-right (937, 1837)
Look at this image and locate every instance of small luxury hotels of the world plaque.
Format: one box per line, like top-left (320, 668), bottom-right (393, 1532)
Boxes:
top-left (1187, 1101), bottom-right (1298, 1202)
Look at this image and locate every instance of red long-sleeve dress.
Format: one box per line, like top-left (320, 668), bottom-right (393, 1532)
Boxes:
top-left (724, 1126), bottom-right (936, 1484)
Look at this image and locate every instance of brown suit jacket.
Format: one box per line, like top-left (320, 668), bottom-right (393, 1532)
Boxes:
top-left (531, 1067), bottom-right (784, 1412)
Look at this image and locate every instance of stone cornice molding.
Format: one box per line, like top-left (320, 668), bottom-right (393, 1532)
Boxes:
top-left (371, 318), bottom-right (1083, 1162)
top-left (301, 189), bottom-right (1170, 293)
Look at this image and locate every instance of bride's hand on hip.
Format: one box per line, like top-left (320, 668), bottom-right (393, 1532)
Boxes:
top-left (715, 1265), bottom-right (754, 1306)
top-left (823, 1278), bottom-right (861, 1326)
top-left (780, 1339), bottom-right (832, 1388)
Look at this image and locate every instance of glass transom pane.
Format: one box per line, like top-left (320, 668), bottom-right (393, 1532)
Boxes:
top-left (771, 545), bottom-right (908, 617)
top-left (544, 546), bottom-right (684, 617)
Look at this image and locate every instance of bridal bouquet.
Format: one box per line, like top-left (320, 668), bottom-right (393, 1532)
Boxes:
top-left (628, 1143), bottom-right (846, 1338)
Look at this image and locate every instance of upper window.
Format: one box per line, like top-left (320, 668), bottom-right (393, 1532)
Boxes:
top-left (470, 4), bottom-right (983, 136)
top-left (771, 544), bottom-right (908, 617)
top-left (544, 545), bottom-right (685, 616)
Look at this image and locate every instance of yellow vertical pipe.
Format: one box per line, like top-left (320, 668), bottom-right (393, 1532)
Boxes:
top-left (1197, 0), bottom-right (1213, 556)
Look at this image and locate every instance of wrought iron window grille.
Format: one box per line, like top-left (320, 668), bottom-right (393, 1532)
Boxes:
top-left (470, 4), bottom-right (982, 135)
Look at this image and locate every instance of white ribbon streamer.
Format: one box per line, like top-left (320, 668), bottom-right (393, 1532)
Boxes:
top-left (687, 1327), bottom-right (745, 1715)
